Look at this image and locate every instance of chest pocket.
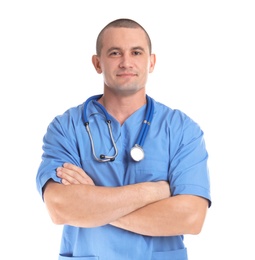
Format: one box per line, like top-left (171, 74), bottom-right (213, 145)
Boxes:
top-left (134, 159), bottom-right (169, 183)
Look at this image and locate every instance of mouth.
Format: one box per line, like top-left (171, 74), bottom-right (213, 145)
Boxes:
top-left (116, 73), bottom-right (137, 77)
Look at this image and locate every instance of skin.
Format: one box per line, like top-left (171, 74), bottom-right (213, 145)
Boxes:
top-left (92, 27), bottom-right (155, 124)
top-left (43, 26), bottom-right (209, 236)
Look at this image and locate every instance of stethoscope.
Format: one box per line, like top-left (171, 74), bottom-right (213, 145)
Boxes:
top-left (83, 94), bottom-right (154, 162)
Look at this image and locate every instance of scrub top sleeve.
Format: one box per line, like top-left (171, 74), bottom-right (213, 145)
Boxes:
top-left (169, 114), bottom-right (211, 207)
top-left (36, 113), bottom-right (82, 199)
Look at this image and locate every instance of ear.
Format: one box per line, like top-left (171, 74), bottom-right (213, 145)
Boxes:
top-left (92, 55), bottom-right (102, 74)
top-left (149, 54), bottom-right (156, 73)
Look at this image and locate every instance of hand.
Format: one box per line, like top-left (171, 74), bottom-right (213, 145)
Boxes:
top-left (56, 163), bottom-right (95, 186)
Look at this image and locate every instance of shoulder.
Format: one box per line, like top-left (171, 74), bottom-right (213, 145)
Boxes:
top-left (51, 103), bottom-right (84, 125)
top-left (153, 99), bottom-right (197, 125)
top-left (152, 99), bottom-right (204, 137)
top-left (44, 103), bottom-right (85, 136)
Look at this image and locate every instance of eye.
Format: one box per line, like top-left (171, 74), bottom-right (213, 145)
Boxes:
top-left (132, 51), bottom-right (142, 56)
top-left (109, 51), bottom-right (121, 56)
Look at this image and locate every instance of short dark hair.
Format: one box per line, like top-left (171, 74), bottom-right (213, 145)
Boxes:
top-left (96, 18), bottom-right (152, 56)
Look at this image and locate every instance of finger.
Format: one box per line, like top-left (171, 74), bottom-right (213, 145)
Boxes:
top-left (63, 163), bottom-right (88, 178)
top-left (61, 178), bottom-right (71, 186)
top-left (62, 163), bottom-right (95, 185)
top-left (56, 167), bottom-right (81, 184)
top-left (57, 166), bottom-right (94, 185)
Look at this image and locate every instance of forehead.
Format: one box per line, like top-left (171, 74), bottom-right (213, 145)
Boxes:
top-left (101, 27), bottom-right (149, 51)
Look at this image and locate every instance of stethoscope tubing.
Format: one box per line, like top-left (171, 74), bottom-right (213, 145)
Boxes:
top-left (135, 95), bottom-right (153, 147)
top-left (83, 94), bottom-right (154, 162)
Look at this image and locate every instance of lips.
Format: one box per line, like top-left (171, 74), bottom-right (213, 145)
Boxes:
top-left (116, 72), bottom-right (137, 77)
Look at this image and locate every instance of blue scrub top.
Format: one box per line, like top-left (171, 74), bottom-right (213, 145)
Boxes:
top-left (36, 96), bottom-right (211, 260)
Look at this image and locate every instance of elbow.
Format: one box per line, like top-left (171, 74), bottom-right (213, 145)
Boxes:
top-left (187, 196), bottom-right (208, 235)
top-left (45, 195), bottom-right (67, 225)
top-left (48, 205), bottom-right (66, 225)
top-left (187, 210), bottom-right (207, 235)
top-left (43, 182), bottom-right (67, 225)
top-left (189, 221), bottom-right (204, 235)
top-left (182, 217), bottom-right (204, 235)
top-left (43, 182), bottom-right (98, 227)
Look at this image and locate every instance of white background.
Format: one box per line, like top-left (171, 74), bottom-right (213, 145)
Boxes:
top-left (1, 0), bottom-right (254, 259)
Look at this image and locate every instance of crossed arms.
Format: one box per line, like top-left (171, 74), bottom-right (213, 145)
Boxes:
top-left (43, 163), bottom-right (208, 237)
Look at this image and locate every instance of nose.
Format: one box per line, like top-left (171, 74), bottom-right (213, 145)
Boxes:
top-left (119, 53), bottom-right (133, 68)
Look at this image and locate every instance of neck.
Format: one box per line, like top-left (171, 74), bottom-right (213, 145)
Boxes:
top-left (98, 91), bottom-right (146, 125)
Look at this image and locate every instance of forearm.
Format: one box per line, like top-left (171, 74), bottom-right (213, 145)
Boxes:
top-left (110, 195), bottom-right (209, 236)
top-left (44, 180), bottom-right (170, 228)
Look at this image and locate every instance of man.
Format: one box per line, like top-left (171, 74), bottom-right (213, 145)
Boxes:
top-left (36, 18), bottom-right (211, 259)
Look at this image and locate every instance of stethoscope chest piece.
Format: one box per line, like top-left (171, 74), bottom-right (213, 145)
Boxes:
top-left (130, 145), bottom-right (144, 162)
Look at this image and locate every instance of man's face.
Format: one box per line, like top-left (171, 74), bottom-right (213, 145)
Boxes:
top-left (93, 27), bottom-right (155, 96)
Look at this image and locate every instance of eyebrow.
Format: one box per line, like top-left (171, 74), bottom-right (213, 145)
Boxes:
top-left (107, 46), bottom-right (145, 54)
